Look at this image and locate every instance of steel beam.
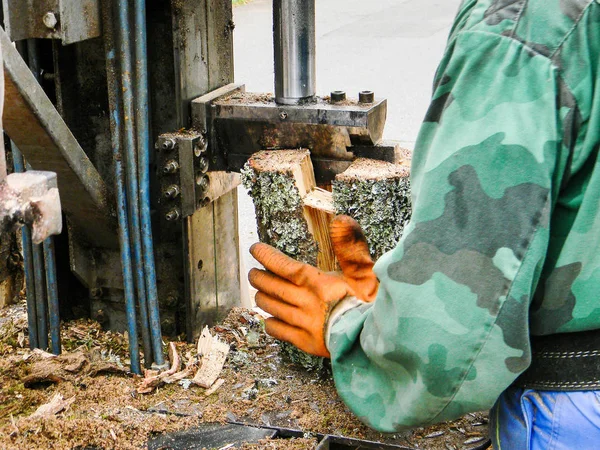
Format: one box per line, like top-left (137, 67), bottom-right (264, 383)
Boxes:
top-left (1, 27), bottom-right (116, 249)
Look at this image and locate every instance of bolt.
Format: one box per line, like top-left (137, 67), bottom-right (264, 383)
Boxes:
top-left (330, 91), bottom-right (346, 103)
top-left (162, 318), bottom-right (176, 336)
top-left (43, 12), bottom-right (58, 29)
top-left (161, 138), bottom-right (176, 151)
top-left (194, 137), bottom-right (208, 157)
top-left (197, 197), bottom-right (210, 209)
top-left (165, 209), bottom-right (181, 221)
top-left (95, 309), bottom-right (108, 325)
top-left (164, 184), bottom-right (180, 199)
top-left (90, 287), bottom-right (103, 299)
top-left (279, 111), bottom-right (288, 120)
top-left (197, 157), bottom-right (209, 173)
top-left (196, 174), bottom-right (209, 192)
top-left (42, 71), bottom-right (56, 81)
top-left (163, 160), bottom-right (179, 174)
top-left (358, 90), bottom-right (375, 104)
top-left (164, 294), bottom-right (178, 307)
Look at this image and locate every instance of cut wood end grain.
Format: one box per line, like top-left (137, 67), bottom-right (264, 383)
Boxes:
top-left (303, 188), bottom-right (334, 214)
top-left (335, 157), bottom-right (410, 182)
top-left (245, 149), bottom-right (311, 173)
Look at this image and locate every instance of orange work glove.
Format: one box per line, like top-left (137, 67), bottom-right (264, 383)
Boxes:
top-left (329, 215), bottom-right (379, 302)
top-left (249, 215), bottom-right (378, 358)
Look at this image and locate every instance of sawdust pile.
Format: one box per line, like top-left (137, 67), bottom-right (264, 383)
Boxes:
top-left (0, 303), bottom-right (490, 449)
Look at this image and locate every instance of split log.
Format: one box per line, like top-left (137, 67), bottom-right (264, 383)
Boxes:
top-left (242, 149), bottom-right (335, 272)
top-left (333, 156), bottom-right (412, 260)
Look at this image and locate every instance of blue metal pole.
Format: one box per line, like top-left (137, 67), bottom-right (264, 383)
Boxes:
top-left (43, 238), bottom-right (61, 355)
top-left (112, 125), bottom-right (142, 375)
top-left (32, 243), bottom-right (48, 350)
top-left (24, 39), bottom-right (56, 352)
top-left (134, 0), bottom-right (165, 367)
top-left (103, 0), bottom-right (142, 375)
top-left (115, 0), bottom-right (153, 367)
top-left (11, 144), bottom-right (38, 349)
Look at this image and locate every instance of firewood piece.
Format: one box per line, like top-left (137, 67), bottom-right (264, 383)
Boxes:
top-left (333, 157), bottom-right (412, 260)
top-left (242, 149), bottom-right (335, 271)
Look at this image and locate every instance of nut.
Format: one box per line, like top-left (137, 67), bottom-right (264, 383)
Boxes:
top-left (163, 160), bottom-right (180, 174)
top-left (196, 174), bottom-right (209, 192)
top-left (164, 185), bottom-right (180, 199)
top-left (358, 90), bottom-right (375, 104)
top-left (194, 137), bottom-right (208, 157)
top-left (197, 157), bottom-right (209, 174)
top-left (160, 138), bottom-right (176, 151)
top-left (330, 91), bottom-right (346, 103)
top-left (165, 209), bottom-right (181, 221)
top-left (43, 12), bottom-right (58, 30)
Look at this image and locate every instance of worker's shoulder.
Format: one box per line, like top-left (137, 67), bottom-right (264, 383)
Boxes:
top-left (455, 0), bottom-right (599, 57)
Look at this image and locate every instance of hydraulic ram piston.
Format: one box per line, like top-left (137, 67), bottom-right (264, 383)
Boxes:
top-left (273, 0), bottom-right (316, 105)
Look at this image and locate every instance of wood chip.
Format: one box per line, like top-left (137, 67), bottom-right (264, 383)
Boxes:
top-left (204, 378), bottom-right (225, 396)
top-left (425, 431), bottom-right (445, 438)
top-left (17, 332), bottom-right (25, 348)
top-left (137, 342), bottom-right (182, 394)
top-left (463, 436), bottom-right (485, 445)
top-left (197, 326), bottom-right (213, 356)
top-left (32, 348), bottom-right (56, 359)
top-left (193, 329), bottom-right (230, 388)
top-left (30, 393), bottom-right (75, 418)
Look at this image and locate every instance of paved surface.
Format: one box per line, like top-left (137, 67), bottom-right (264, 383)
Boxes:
top-left (234, 0), bottom-right (463, 277)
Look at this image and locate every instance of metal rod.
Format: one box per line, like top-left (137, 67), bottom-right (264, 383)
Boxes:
top-left (134, 0), bottom-right (165, 367)
top-left (115, 0), bottom-right (154, 367)
top-left (25, 39), bottom-right (49, 351)
top-left (103, 0), bottom-right (142, 375)
top-left (43, 238), bottom-right (61, 355)
top-left (26, 40), bottom-right (41, 82)
top-left (273, 0), bottom-right (316, 105)
top-left (12, 144), bottom-right (39, 349)
top-left (32, 243), bottom-right (48, 350)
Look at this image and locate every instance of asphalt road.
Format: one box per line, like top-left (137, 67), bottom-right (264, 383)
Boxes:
top-left (233, 0), bottom-right (463, 284)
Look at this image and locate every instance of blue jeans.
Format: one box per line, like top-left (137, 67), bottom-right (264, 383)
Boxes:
top-left (490, 387), bottom-right (600, 449)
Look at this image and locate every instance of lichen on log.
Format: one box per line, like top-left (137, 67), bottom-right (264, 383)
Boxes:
top-left (333, 156), bottom-right (412, 260)
top-left (241, 150), bottom-right (319, 266)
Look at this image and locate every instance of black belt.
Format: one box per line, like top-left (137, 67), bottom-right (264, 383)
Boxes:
top-left (514, 329), bottom-right (600, 391)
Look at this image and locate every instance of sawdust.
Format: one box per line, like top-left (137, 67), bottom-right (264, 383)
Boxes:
top-left (0, 304), bottom-right (490, 449)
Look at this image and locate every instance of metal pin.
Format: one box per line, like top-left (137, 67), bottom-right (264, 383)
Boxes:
top-left (358, 91), bottom-right (375, 104)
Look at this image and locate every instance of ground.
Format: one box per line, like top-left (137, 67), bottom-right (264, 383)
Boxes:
top-left (0, 303), bottom-right (490, 449)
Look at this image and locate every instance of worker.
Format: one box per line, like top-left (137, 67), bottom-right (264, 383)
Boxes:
top-left (249, 0), bottom-right (600, 448)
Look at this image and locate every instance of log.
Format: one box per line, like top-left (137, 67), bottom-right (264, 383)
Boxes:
top-left (333, 157), bottom-right (412, 260)
top-left (242, 150), bottom-right (336, 272)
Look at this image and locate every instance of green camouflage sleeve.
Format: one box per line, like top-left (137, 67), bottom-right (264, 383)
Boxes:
top-left (327, 29), bottom-right (575, 431)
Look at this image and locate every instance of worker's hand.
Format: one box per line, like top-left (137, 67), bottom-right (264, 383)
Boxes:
top-left (249, 243), bottom-right (357, 358)
top-left (329, 215), bottom-right (379, 302)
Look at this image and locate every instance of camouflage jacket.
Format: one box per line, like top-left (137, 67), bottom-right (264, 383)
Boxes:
top-left (327, 0), bottom-right (600, 432)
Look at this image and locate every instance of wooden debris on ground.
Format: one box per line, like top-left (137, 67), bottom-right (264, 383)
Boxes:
top-left (193, 326), bottom-right (230, 389)
top-left (137, 342), bottom-right (183, 394)
top-left (30, 393), bottom-right (75, 418)
top-left (137, 327), bottom-right (230, 394)
top-left (23, 349), bottom-right (128, 388)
